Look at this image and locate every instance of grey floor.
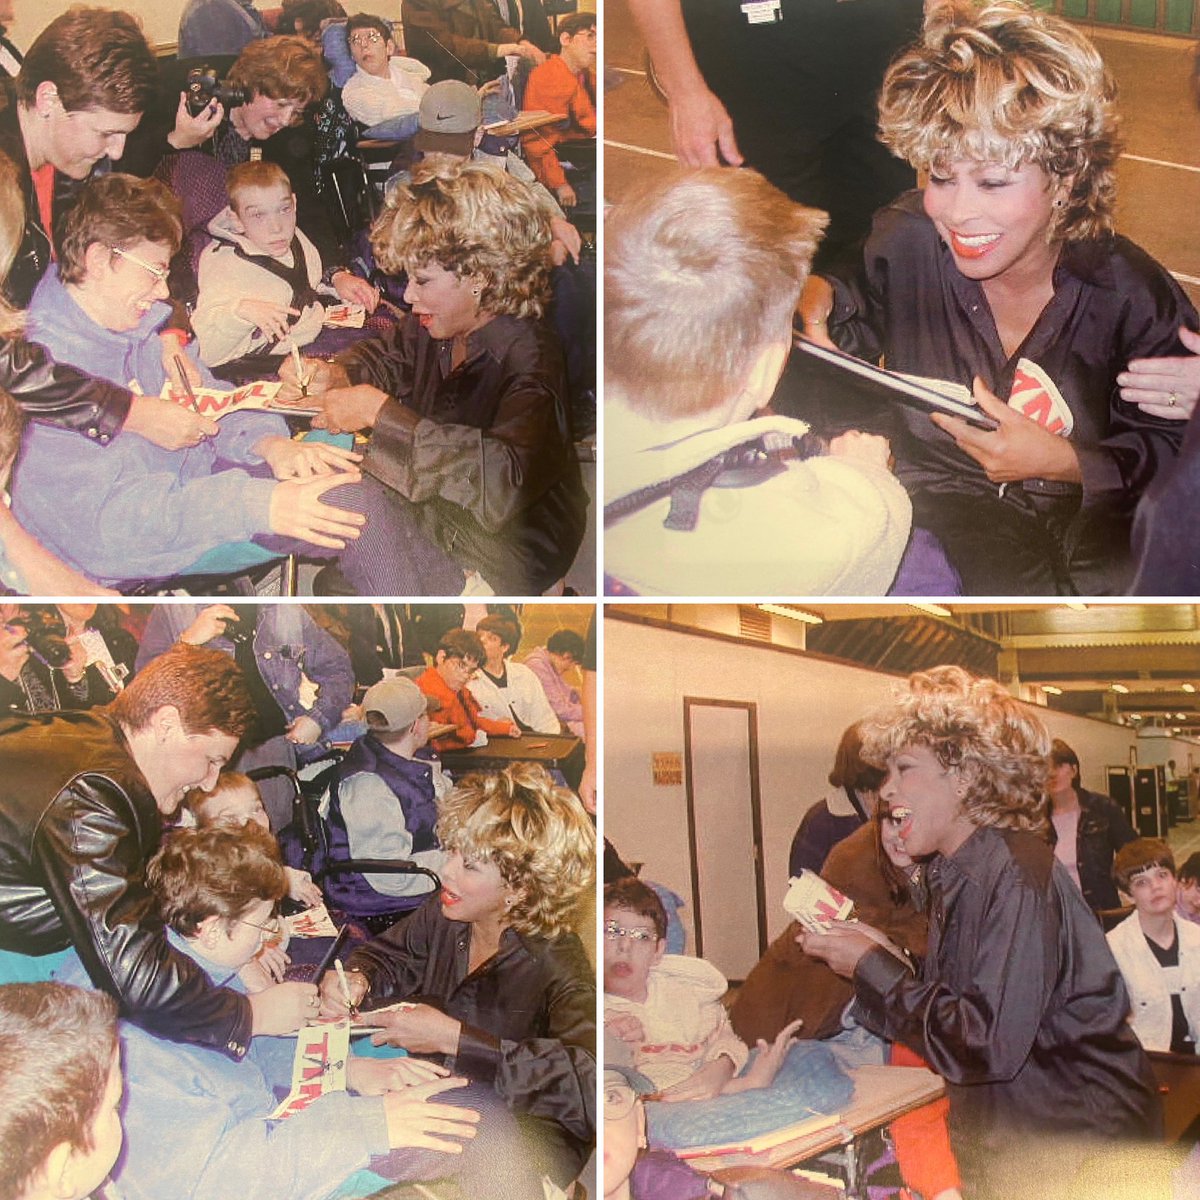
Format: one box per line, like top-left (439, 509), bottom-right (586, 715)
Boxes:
top-left (604, 3), bottom-right (1200, 307)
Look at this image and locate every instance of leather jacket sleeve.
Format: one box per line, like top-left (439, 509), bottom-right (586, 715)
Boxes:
top-left (1, 335), bottom-right (131, 442)
top-left (347, 320), bottom-right (570, 534)
top-left (33, 773), bottom-right (253, 1057)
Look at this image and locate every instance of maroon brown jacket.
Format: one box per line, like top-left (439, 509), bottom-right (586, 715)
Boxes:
top-left (730, 823), bottom-right (929, 1043)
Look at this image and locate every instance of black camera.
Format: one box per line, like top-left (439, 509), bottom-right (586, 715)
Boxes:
top-left (219, 611), bottom-right (254, 647)
top-left (185, 66), bottom-right (247, 118)
top-left (7, 609), bottom-right (72, 669)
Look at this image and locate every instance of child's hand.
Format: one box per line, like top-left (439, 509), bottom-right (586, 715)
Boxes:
top-left (268, 474), bottom-right (366, 550)
top-left (729, 1017), bottom-right (804, 1093)
top-left (555, 183), bottom-right (578, 209)
top-left (236, 298), bottom-right (300, 342)
top-left (330, 270), bottom-right (381, 313)
top-left (658, 1057), bottom-right (736, 1103)
top-left (284, 866), bottom-right (323, 908)
top-left (604, 1012), bottom-right (645, 1044)
top-left (255, 434), bottom-right (363, 480)
top-left (549, 217), bottom-right (581, 265)
top-left (380, 1077), bottom-right (480, 1152)
top-left (828, 430), bottom-right (892, 471)
top-left (348, 1055), bottom-right (450, 1096)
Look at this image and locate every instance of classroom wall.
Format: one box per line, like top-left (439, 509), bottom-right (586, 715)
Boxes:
top-left (604, 614), bottom-right (1139, 950)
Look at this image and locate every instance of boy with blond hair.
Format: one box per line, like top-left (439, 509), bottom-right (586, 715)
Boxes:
top-left (604, 166), bottom-right (912, 596)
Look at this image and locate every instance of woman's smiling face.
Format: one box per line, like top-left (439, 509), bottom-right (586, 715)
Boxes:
top-left (922, 158), bottom-right (1062, 285)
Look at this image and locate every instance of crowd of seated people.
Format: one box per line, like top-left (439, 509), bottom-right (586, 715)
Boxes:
top-left (606, 666), bottom-right (1200, 1200)
top-left (0, 599), bottom-right (594, 1200)
top-left (0, 0), bottom-right (594, 598)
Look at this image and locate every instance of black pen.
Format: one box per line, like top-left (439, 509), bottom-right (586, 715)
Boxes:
top-left (173, 355), bottom-right (201, 414)
top-left (313, 925), bottom-right (351, 988)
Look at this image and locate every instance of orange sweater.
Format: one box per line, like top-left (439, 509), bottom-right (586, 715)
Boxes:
top-left (521, 54), bottom-right (595, 192)
top-left (417, 665), bottom-right (513, 751)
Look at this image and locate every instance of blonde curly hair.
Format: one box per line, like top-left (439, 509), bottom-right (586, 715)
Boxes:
top-left (861, 664), bottom-right (1051, 835)
top-left (372, 157), bottom-right (553, 320)
top-left (436, 762), bottom-right (595, 939)
top-left (878, 0), bottom-right (1120, 241)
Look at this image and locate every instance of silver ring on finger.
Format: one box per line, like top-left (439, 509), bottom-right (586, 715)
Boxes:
top-left (1169, 392), bottom-right (1180, 407)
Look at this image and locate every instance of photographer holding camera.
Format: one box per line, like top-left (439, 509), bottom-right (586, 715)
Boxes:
top-left (0, 603), bottom-right (89, 715)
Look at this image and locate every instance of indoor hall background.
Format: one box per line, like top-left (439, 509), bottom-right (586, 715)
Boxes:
top-left (605, 0), bottom-right (1200, 308)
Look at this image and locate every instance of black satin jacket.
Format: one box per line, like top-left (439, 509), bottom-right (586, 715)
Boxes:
top-left (341, 313), bottom-right (587, 594)
top-left (852, 825), bottom-right (1159, 1198)
top-left (0, 710), bottom-right (252, 1056)
top-left (348, 896), bottom-right (596, 1156)
top-left (825, 192), bottom-right (1193, 589)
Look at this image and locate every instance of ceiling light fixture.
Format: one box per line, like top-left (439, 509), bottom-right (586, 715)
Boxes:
top-left (758, 604), bottom-right (824, 625)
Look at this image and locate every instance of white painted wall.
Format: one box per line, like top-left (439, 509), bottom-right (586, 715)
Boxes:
top-left (604, 614), bottom-right (1139, 951)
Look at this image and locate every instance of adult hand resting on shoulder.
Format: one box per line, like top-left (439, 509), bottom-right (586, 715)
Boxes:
top-left (1118, 325), bottom-right (1200, 419)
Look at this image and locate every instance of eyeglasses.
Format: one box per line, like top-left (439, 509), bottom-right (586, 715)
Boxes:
top-left (603, 921), bottom-right (657, 944)
top-left (349, 30), bottom-right (384, 47)
top-left (109, 245), bottom-right (169, 283)
top-left (603, 1078), bottom-right (637, 1120)
top-left (237, 916), bottom-right (283, 943)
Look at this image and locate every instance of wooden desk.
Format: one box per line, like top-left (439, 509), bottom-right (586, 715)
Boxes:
top-left (438, 733), bottom-right (584, 776)
top-left (679, 1064), bottom-right (945, 1174)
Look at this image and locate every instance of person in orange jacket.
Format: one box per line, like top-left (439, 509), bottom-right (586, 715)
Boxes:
top-left (416, 628), bottom-right (518, 752)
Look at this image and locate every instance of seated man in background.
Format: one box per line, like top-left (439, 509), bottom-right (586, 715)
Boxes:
top-left (12, 173), bottom-right (366, 589)
top-left (0, 982), bottom-right (123, 1200)
top-left (397, 79), bottom-right (583, 266)
top-left (324, 676), bottom-right (449, 921)
top-left (522, 628), bottom-right (585, 738)
top-left (1107, 838), bottom-right (1200, 1054)
top-left (521, 11), bottom-right (596, 213)
top-left (468, 614), bottom-right (560, 734)
top-left (340, 13), bottom-right (430, 139)
top-left (417, 629), bottom-right (518, 752)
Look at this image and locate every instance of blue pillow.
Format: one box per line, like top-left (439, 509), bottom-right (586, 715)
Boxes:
top-left (645, 1040), bottom-right (854, 1151)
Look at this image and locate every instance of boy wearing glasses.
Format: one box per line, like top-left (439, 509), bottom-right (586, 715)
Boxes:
top-left (339, 14), bottom-right (430, 138)
top-left (603, 878), bottom-right (797, 1101)
top-left (56, 822), bottom-right (486, 1199)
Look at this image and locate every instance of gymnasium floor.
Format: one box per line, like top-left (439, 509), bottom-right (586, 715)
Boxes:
top-left (603, 0), bottom-right (1200, 306)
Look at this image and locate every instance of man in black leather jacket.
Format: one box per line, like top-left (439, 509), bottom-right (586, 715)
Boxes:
top-left (0, 643), bottom-right (313, 1056)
